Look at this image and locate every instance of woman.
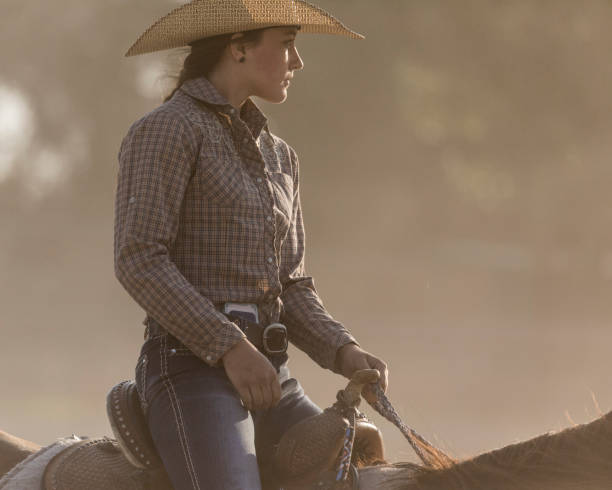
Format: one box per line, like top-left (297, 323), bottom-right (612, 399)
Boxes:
top-left (114, 1), bottom-right (389, 488)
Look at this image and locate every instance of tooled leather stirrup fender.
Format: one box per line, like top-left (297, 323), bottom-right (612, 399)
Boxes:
top-left (273, 369), bottom-right (385, 487)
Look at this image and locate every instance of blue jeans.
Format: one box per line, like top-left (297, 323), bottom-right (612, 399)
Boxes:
top-left (134, 333), bottom-right (322, 490)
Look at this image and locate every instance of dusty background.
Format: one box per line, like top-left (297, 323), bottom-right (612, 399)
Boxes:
top-left (2, 0), bottom-right (611, 463)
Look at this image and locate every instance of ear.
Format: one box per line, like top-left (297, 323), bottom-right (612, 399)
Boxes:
top-left (229, 33), bottom-right (247, 63)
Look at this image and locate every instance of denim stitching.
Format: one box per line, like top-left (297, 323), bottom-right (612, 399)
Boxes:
top-left (160, 335), bottom-right (202, 490)
top-left (165, 354), bottom-right (202, 489)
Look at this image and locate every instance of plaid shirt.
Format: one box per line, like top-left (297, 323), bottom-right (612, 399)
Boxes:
top-left (114, 76), bottom-right (358, 372)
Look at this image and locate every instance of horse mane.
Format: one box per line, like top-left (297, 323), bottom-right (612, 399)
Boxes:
top-left (383, 410), bottom-right (612, 490)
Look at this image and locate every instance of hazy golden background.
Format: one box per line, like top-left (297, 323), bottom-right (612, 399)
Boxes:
top-left (2, 0), bottom-right (611, 463)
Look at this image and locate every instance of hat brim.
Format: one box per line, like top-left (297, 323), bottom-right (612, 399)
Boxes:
top-left (125, 0), bottom-right (364, 57)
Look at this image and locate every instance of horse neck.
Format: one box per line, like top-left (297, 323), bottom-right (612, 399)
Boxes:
top-left (411, 410), bottom-right (612, 490)
top-left (357, 463), bottom-right (421, 489)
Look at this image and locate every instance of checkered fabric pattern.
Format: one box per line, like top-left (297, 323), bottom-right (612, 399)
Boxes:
top-left (114, 76), bottom-right (358, 371)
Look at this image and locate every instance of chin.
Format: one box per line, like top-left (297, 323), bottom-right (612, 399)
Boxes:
top-left (259, 89), bottom-right (288, 104)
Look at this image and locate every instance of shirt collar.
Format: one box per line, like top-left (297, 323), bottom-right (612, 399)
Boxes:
top-left (179, 76), bottom-right (269, 139)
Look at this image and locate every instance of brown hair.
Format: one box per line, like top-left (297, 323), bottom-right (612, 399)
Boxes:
top-left (163, 28), bottom-right (267, 103)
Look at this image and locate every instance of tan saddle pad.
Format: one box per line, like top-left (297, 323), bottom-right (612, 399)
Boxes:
top-left (42, 437), bottom-right (171, 490)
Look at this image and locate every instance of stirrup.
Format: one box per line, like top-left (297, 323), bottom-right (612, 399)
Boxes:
top-left (106, 380), bottom-right (162, 470)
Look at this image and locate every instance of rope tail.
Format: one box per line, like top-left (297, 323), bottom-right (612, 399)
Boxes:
top-left (369, 384), bottom-right (456, 470)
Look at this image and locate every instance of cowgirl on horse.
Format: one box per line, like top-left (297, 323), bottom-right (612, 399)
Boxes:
top-left (114, 1), bottom-right (389, 488)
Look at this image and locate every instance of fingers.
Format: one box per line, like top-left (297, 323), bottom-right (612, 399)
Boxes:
top-left (258, 375), bottom-right (281, 410)
top-left (366, 355), bottom-right (389, 394)
top-left (243, 375), bottom-right (281, 411)
top-left (376, 360), bottom-right (389, 393)
top-left (250, 384), bottom-right (264, 411)
top-left (343, 358), bottom-right (371, 380)
top-left (270, 378), bottom-right (282, 408)
top-left (362, 383), bottom-right (378, 405)
top-left (240, 385), bottom-right (254, 411)
top-left (259, 382), bottom-right (273, 411)
top-left (224, 341), bottom-right (284, 411)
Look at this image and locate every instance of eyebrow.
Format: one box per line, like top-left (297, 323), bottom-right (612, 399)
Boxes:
top-left (281, 27), bottom-right (300, 36)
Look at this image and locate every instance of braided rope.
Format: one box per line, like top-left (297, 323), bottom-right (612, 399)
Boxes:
top-left (368, 384), bottom-right (455, 470)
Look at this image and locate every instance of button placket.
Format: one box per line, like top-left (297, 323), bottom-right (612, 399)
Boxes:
top-left (250, 168), bottom-right (276, 285)
top-left (262, 171), bottom-right (283, 291)
top-left (236, 122), bottom-right (281, 293)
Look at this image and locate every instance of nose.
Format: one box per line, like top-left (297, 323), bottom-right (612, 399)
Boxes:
top-left (289, 46), bottom-right (304, 71)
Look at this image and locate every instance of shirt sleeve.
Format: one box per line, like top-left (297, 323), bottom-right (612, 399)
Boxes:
top-left (278, 146), bottom-right (359, 373)
top-left (114, 111), bottom-right (246, 366)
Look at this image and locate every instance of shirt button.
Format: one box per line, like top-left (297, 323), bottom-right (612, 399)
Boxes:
top-left (129, 196), bottom-right (136, 204)
top-left (243, 137), bottom-right (249, 144)
top-left (206, 355), bottom-right (212, 361)
top-left (256, 177), bottom-right (263, 183)
top-left (267, 257), bottom-right (274, 264)
top-left (266, 216), bottom-right (272, 222)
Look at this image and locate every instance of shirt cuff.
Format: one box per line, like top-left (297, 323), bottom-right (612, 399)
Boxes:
top-left (194, 323), bottom-right (247, 367)
top-left (330, 335), bottom-right (360, 376)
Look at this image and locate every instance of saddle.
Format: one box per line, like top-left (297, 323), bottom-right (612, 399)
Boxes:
top-left (42, 371), bottom-right (385, 490)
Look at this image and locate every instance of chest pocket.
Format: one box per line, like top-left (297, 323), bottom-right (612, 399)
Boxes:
top-left (269, 172), bottom-right (294, 225)
top-left (195, 123), bottom-right (247, 207)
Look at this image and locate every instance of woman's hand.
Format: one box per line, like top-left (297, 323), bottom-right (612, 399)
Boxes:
top-left (335, 343), bottom-right (389, 405)
top-left (222, 339), bottom-right (282, 411)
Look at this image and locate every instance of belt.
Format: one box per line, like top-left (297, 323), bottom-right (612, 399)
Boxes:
top-left (145, 303), bottom-right (288, 357)
top-left (224, 313), bottom-right (288, 355)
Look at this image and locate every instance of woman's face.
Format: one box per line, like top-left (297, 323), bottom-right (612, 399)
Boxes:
top-left (243, 26), bottom-right (304, 103)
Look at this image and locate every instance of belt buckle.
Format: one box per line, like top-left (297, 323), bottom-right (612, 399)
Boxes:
top-left (262, 323), bottom-right (288, 355)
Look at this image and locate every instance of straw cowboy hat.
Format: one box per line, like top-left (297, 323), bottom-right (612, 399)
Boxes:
top-left (125, 0), bottom-right (365, 57)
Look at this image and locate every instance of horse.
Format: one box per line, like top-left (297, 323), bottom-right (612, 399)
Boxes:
top-left (3, 407), bottom-right (612, 489)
